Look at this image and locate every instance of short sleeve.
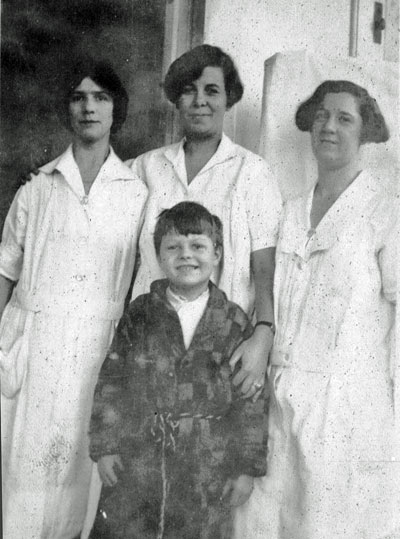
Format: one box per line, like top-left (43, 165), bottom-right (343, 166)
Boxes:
top-left (244, 157), bottom-right (283, 252)
top-left (0, 186), bottom-right (29, 281)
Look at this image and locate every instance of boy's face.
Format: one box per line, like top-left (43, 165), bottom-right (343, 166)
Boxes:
top-left (157, 231), bottom-right (221, 299)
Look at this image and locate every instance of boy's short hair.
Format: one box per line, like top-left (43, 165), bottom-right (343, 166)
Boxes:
top-left (154, 202), bottom-right (223, 256)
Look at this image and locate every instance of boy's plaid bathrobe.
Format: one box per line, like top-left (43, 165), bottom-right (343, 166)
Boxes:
top-left (89, 279), bottom-right (268, 539)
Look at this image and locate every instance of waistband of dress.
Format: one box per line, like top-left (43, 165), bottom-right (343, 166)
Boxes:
top-left (15, 289), bottom-right (124, 321)
top-left (270, 347), bottom-right (390, 381)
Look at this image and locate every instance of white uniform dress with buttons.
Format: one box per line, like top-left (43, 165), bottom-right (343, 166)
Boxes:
top-left (0, 145), bottom-right (147, 539)
top-left (235, 170), bottom-right (400, 539)
top-left (126, 133), bottom-right (282, 316)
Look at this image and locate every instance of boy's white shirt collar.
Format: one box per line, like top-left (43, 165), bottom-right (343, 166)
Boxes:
top-left (166, 286), bottom-right (209, 310)
top-left (166, 286), bottom-right (210, 349)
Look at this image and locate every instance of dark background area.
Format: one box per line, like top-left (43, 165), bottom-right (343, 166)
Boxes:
top-left (0, 0), bottom-right (168, 229)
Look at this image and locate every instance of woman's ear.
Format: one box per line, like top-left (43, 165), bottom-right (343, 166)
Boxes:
top-left (214, 246), bottom-right (223, 265)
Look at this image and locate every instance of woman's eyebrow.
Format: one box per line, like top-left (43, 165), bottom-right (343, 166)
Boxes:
top-left (71, 90), bottom-right (111, 96)
top-left (316, 106), bottom-right (355, 117)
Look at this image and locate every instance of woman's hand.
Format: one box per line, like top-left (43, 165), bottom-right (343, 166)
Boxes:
top-left (19, 165), bottom-right (42, 186)
top-left (229, 325), bottom-right (273, 398)
top-left (98, 454), bottom-right (124, 487)
top-left (221, 475), bottom-right (254, 507)
top-left (230, 247), bottom-right (275, 398)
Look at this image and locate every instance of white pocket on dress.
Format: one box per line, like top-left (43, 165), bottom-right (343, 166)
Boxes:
top-left (0, 303), bottom-right (31, 399)
top-left (0, 334), bottom-right (28, 398)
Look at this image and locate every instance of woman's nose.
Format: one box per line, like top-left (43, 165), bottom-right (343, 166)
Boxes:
top-left (193, 90), bottom-right (206, 107)
top-left (322, 114), bottom-right (336, 131)
top-left (83, 96), bottom-right (95, 113)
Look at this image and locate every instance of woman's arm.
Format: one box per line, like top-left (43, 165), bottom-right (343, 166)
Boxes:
top-left (0, 274), bottom-right (15, 321)
top-left (230, 247), bottom-right (275, 396)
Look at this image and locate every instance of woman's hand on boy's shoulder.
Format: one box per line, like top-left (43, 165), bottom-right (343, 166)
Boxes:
top-left (98, 454), bottom-right (124, 487)
top-left (221, 475), bottom-right (254, 507)
top-left (19, 168), bottom-right (41, 186)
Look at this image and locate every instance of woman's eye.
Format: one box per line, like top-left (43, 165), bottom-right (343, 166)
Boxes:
top-left (314, 110), bottom-right (326, 121)
top-left (192, 244), bottom-right (205, 250)
top-left (167, 245), bottom-right (178, 251)
top-left (339, 115), bottom-right (351, 123)
top-left (182, 85), bottom-right (194, 94)
top-left (71, 95), bottom-right (83, 102)
top-left (96, 94), bottom-right (111, 102)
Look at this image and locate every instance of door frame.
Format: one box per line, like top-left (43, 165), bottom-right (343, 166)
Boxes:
top-left (162, 0), bottom-right (206, 144)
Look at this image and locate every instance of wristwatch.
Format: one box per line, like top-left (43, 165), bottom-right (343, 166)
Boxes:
top-left (254, 320), bottom-right (276, 334)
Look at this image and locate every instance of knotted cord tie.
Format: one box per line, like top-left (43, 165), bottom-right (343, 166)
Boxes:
top-left (151, 410), bottom-right (223, 539)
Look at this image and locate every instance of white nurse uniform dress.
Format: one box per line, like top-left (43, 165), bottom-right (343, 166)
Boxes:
top-left (0, 146), bottom-right (147, 538)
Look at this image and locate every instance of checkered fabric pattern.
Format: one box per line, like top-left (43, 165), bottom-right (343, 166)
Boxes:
top-left (89, 279), bottom-right (268, 539)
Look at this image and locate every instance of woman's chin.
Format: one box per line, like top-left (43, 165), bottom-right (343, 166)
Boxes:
top-left (185, 127), bottom-right (220, 141)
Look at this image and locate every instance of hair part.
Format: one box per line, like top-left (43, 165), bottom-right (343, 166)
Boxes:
top-left (163, 44), bottom-right (243, 109)
top-left (154, 201), bottom-right (223, 256)
top-left (295, 80), bottom-right (389, 144)
top-left (59, 57), bottom-right (128, 134)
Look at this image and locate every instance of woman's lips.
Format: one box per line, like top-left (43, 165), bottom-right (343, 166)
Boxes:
top-left (176, 265), bottom-right (198, 270)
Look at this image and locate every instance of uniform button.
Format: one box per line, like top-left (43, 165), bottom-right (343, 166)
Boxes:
top-left (74, 274), bottom-right (85, 282)
top-left (80, 195), bottom-right (89, 205)
top-left (168, 372), bottom-right (174, 378)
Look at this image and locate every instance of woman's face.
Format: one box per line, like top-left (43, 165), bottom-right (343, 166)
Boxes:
top-left (311, 92), bottom-right (363, 170)
top-left (69, 77), bottom-right (114, 143)
top-left (177, 66), bottom-right (228, 140)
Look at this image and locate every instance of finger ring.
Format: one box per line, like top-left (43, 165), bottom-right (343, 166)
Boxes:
top-left (252, 382), bottom-right (263, 389)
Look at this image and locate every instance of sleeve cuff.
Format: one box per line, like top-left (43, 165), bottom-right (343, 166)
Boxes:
top-left (0, 246), bottom-right (23, 281)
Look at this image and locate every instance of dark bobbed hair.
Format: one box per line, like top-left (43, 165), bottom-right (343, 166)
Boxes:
top-left (154, 201), bottom-right (223, 256)
top-left (295, 80), bottom-right (389, 144)
top-left (163, 44), bottom-right (244, 109)
top-left (60, 57), bottom-right (128, 134)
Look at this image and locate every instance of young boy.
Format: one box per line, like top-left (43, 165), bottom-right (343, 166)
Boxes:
top-left (89, 202), bottom-right (268, 539)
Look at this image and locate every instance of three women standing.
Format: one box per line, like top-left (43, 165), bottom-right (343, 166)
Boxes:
top-left (1, 44), bottom-right (397, 539)
top-left (0, 60), bottom-right (147, 538)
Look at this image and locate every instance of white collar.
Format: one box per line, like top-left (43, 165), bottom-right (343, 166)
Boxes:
top-left (163, 132), bottom-right (238, 171)
top-left (40, 145), bottom-right (137, 182)
top-left (283, 170), bottom-right (384, 258)
top-left (166, 286), bottom-right (210, 311)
